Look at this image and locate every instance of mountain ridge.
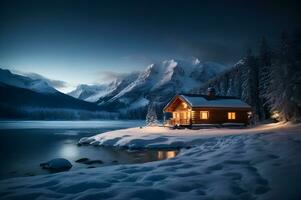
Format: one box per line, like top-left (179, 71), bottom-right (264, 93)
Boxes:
top-left (69, 59), bottom-right (228, 115)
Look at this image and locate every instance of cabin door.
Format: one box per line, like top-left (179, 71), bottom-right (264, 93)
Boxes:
top-left (173, 111), bottom-right (190, 125)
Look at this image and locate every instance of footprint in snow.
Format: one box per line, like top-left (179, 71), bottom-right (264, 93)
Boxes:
top-left (266, 154), bottom-right (279, 159)
top-left (206, 163), bottom-right (223, 172)
top-left (254, 185), bottom-right (270, 195)
top-left (223, 172), bottom-right (243, 181)
top-left (143, 174), bottom-right (167, 182)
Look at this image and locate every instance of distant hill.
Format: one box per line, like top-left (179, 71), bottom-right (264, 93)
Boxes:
top-left (0, 82), bottom-right (99, 110)
top-left (0, 68), bottom-right (58, 94)
top-left (0, 69), bottom-right (117, 119)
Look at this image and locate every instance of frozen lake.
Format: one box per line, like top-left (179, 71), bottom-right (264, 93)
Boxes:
top-left (0, 120), bottom-right (178, 180)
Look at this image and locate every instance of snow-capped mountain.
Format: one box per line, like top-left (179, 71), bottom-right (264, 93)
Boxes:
top-left (0, 68), bottom-right (58, 94)
top-left (72, 59), bottom-right (228, 114)
top-left (68, 72), bottom-right (140, 103)
top-left (0, 68), bottom-right (106, 119)
top-left (68, 84), bottom-right (108, 102)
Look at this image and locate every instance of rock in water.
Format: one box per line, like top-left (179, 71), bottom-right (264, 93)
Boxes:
top-left (83, 159), bottom-right (103, 165)
top-left (75, 158), bottom-right (89, 163)
top-left (40, 158), bottom-right (72, 172)
top-left (74, 158), bottom-right (104, 165)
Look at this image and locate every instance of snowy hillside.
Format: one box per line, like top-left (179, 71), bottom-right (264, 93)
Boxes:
top-left (69, 59), bottom-right (227, 116)
top-left (0, 68), bottom-right (58, 94)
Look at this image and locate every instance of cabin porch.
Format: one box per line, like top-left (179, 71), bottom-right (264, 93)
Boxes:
top-left (166, 118), bottom-right (191, 126)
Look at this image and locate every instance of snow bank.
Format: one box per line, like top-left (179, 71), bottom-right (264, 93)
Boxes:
top-left (1, 123), bottom-right (301, 200)
top-left (78, 123), bottom-right (289, 149)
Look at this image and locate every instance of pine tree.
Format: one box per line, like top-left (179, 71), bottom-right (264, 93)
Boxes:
top-left (241, 49), bottom-right (260, 122)
top-left (265, 31), bottom-right (301, 121)
top-left (258, 37), bottom-right (272, 119)
top-left (146, 102), bottom-right (159, 126)
top-left (290, 30), bottom-right (301, 120)
top-left (241, 56), bottom-right (251, 103)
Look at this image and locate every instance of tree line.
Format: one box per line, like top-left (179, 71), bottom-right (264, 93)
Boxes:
top-left (199, 30), bottom-right (301, 122)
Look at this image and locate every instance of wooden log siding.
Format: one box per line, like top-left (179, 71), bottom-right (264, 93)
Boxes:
top-left (190, 108), bottom-right (249, 124)
top-left (164, 94), bottom-right (251, 126)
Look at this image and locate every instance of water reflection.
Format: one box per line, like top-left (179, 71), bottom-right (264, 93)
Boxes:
top-left (0, 127), bottom-right (180, 179)
top-left (59, 143), bottom-right (79, 159)
top-left (157, 150), bottom-right (177, 160)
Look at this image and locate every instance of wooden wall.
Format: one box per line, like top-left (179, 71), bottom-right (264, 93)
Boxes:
top-left (191, 108), bottom-right (249, 124)
top-left (164, 95), bottom-right (250, 125)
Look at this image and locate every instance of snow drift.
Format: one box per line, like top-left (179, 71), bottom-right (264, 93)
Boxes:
top-left (1, 123), bottom-right (301, 200)
top-left (78, 123), bottom-right (286, 149)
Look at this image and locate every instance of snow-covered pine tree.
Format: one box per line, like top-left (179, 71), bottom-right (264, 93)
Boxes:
top-left (241, 57), bottom-right (250, 103)
top-left (265, 31), bottom-right (301, 121)
top-left (291, 29), bottom-right (301, 121)
top-left (198, 31), bottom-right (300, 122)
top-left (241, 49), bottom-right (260, 122)
top-left (146, 102), bottom-right (159, 126)
top-left (258, 37), bottom-right (272, 120)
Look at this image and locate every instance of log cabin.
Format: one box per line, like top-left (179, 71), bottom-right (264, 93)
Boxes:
top-left (163, 88), bottom-right (252, 127)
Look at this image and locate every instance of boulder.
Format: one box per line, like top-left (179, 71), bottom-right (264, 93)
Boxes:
top-left (40, 158), bottom-right (72, 172)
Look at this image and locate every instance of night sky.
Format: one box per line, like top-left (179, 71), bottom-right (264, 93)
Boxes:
top-left (0, 0), bottom-right (300, 92)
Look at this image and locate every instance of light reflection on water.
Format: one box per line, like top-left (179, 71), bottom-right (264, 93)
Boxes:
top-left (0, 120), bottom-right (180, 180)
top-left (59, 144), bottom-right (79, 159)
top-left (157, 151), bottom-right (177, 160)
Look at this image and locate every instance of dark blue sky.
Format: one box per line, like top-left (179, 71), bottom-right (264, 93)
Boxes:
top-left (0, 0), bottom-right (300, 91)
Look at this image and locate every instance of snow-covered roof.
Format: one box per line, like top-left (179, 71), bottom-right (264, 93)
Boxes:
top-left (180, 94), bottom-right (251, 109)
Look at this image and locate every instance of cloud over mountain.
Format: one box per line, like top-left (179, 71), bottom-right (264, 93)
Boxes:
top-left (22, 72), bottom-right (68, 89)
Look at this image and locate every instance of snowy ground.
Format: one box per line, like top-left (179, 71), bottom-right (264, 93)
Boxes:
top-left (1, 123), bottom-right (301, 200)
top-left (78, 123), bottom-right (293, 149)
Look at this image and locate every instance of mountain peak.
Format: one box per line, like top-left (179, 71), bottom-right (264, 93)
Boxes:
top-left (0, 68), bottom-right (58, 94)
top-left (192, 58), bottom-right (201, 65)
top-left (68, 59), bottom-right (228, 112)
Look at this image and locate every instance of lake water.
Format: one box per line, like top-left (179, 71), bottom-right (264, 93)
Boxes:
top-left (0, 120), bottom-right (178, 180)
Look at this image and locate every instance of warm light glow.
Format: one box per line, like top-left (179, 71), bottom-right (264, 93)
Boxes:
top-left (247, 111), bottom-right (252, 118)
top-left (157, 151), bottom-right (177, 160)
top-left (200, 111), bottom-right (209, 119)
top-left (167, 151), bottom-right (176, 158)
top-left (173, 112), bottom-right (181, 119)
top-left (173, 112), bottom-right (177, 119)
top-left (182, 102), bottom-right (187, 108)
top-left (182, 112), bottom-right (187, 119)
top-left (228, 112), bottom-right (236, 120)
top-left (271, 111), bottom-right (280, 120)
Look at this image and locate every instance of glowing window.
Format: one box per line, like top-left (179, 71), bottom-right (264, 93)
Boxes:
top-left (173, 112), bottom-right (178, 119)
top-left (182, 102), bottom-right (187, 108)
top-left (182, 112), bottom-right (187, 119)
top-left (200, 111), bottom-right (209, 119)
top-left (228, 112), bottom-right (236, 120)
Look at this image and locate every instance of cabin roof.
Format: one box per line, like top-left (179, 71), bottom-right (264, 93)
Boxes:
top-left (179, 94), bottom-right (251, 109)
